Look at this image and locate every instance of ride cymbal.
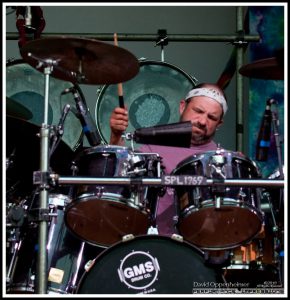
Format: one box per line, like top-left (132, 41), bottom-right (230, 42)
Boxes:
top-left (239, 50), bottom-right (284, 80)
top-left (20, 36), bottom-right (140, 84)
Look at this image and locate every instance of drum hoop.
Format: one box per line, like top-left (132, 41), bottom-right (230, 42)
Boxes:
top-left (96, 60), bottom-right (198, 102)
top-left (93, 234), bottom-right (202, 257)
top-left (95, 60), bottom-right (197, 144)
top-left (172, 150), bottom-right (260, 174)
top-left (6, 59), bottom-right (84, 151)
top-left (71, 192), bottom-right (146, 210)
top-left (72, 145), bottom-right (131, 164)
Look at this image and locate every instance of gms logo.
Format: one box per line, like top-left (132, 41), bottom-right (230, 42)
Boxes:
top-left (118, 250), bottom-right (160, 290)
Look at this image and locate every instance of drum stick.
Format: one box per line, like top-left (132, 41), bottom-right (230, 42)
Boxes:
top-left (114, 33), bottom-right (125, 108)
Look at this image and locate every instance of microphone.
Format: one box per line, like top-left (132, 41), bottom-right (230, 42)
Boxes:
top-left (25, 6), bottom-right (32, 27)
top-left (132, 121), bottom-right (192, 148)
top-left (57, 104), bottom-right (71, 136)
top-left (64, 86), bottom-right (101, 146)
top-left (256, 99), bottom-right (273, 161)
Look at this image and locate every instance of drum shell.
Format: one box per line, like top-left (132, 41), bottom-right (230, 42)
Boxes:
top-left (65, 146), bottom-right (162, 248)
top-left (6, 194), bottom-right (87, 294)
top-left (95, 60), bottom-right (197, 146)
top-left (171, 150), bottom-right (264, 250)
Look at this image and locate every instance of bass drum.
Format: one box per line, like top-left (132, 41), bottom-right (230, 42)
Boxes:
top-left (76, 234), bottom-right (221, 294)
top-left (95, 60), bottom-right (197, 147)
top-left (6, 59), bottom-right (83, 152)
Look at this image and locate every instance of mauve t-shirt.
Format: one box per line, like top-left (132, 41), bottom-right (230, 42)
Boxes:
top-left (139, 141), bottom-right (218, 236)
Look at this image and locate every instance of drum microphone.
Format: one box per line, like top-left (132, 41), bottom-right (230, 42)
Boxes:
top-left (133, 121), bottom-right (192, 148)
top-left (61, 86), bottom-right (101, 146)
top-left (57, 104), bottom-right (71, 136)
top-left (255, 98), bottom-right (274, 161)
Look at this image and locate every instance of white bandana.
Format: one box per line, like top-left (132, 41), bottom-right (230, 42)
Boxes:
top-left (185, 87), bottom-right (228, 115)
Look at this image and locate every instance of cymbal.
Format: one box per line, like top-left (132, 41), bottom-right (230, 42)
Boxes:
top-left (6, 116), bottom-right (75, 198)
top-left (6, 97), bottom-right (33, 120)
top-left (20, 36), bottom-right (140, 84)
top-left (239, 56), bottom-right (284, 80)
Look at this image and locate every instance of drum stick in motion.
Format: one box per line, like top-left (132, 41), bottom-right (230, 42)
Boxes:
top-left (114, 33), bottom-right (125, 108)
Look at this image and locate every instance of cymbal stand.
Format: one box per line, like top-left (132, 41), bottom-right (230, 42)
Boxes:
top-left (270, 100), bottom-right (284, 285)
top-left (27, 54), bottom-right (57, 294)
top-left (49, 103), bottom-right (71, 158)
top-left (270, 100), bottom-right (284, 179)
top-left (155, 29), bottom-right (168, 62)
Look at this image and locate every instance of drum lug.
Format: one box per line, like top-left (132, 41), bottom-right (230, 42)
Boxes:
top-left (147, 226), bottom-right (159, 235)
top-left (122, 234), bottom-right (135, 242)
top-left (171, 234), bottom-right (183, 243)
top-left (173, 215), bottom-right (179, 225)
top-left (215, 196), bottom-right (222, 209)
top-left (84, 260), bottom-right (95, 272)
top-left (95, 187), bottom-right (104, 198)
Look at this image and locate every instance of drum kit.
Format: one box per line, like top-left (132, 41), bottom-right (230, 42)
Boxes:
top-left (5, 37), bottom-right (284, 294)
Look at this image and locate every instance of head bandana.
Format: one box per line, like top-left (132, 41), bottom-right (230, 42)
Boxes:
top-left (185, 87), bottom-right (228, 115)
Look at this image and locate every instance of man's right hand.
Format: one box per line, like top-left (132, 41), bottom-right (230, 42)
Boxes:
top-left (109, 107), bottom-right (129, 145)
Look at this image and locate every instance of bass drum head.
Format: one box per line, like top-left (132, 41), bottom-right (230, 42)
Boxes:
top-left (6, 59), bottom-right (83, 151)
top-left (95, 60), bottom-right (197, 147)
top-left (77, 235), bottom-right (220, 294)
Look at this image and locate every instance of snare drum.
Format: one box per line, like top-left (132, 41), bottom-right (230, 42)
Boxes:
top-left (95, 60), bottom-right (197, 146)
top-left (171, 149), bottom-right (264, 250)
top-left (64, 145), bottom-right (162, 248)
top-left (76, 234), bottom-right (220, 294)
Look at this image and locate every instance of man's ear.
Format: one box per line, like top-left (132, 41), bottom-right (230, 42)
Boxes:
top-left (217, 119), bottom-right (224, 128)
top-left (179, 99), bottom-right (186, 115)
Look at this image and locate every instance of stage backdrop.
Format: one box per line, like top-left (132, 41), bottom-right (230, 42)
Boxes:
top-left (248, 6), bottom-right (284, 178)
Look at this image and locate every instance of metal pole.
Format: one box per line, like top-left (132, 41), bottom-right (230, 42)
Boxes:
top-left (55, 176), bottom-right (284, 188)
top-left (6, 32), bottom-right (260, 43)
top-left (36, 66), bottom-right (51, 294)
top-left (236, 6), bottom-right (245, 152)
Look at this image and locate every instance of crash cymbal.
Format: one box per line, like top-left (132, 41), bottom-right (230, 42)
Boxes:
top-left (6, 97), bottom-right (33, 120)
top-left (20, 36), bottom-right (140, 84)
top-left (239, 56), bottom-right (284, 80)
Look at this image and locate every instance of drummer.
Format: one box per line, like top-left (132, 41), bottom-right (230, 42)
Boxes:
top-left (109, 83), bottom-right (228, 235)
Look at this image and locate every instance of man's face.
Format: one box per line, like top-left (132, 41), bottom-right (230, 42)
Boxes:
top-left (179, 96), bottom-right (223, 145)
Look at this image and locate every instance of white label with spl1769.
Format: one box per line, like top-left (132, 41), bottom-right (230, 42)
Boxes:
top-left (162, 175), bottom-right (206, 186)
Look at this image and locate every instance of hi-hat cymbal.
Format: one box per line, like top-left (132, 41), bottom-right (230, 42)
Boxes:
top-left (239, 56), bottom-right (284, 80)
top-left (20, 36), bottom-right (140, 85)
top-left (6, 97), bottom-right (33, 120)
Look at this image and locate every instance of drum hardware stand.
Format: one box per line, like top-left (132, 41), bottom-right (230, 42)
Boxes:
top-left (49, 103), bottom-right (71, 158)
top-left (261, 190), bottom-right (284, 285)
top-left (6, 238), bottom-right (23, 287)
top-left (270, 100), bottom-right (284, 179)
top-left (23, 53), bottom-right (59, 294)
top-left (67, 241), bottom-right (86, 293)
top-left (267, 100), bottom-right (284, 286)
top-left (155, 29), bottom-right (168, 62)
top-left (6, 198), bottom-right (29, 286)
